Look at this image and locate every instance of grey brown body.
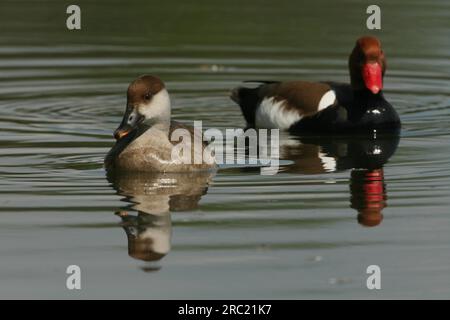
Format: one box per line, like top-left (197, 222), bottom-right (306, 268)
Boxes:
top-left (105, 120), bottom-right (215, 172)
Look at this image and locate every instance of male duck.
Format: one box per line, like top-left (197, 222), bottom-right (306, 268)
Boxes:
top-left (105, 75), bottom-right (216, 172)
top-left (230, 36), bottom-right (401, 135)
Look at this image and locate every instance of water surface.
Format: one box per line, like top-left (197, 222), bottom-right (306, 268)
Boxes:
top-left (0, 0), bottom-right (449, 299)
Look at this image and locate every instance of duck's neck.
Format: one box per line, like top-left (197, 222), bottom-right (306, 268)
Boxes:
top-left (134, 120), bottom-right (171, 148)
top-left (136, 119), bottom-right (171, 141)
top-left (353, 88), bottom-right (384, 100)
top-left (148, 120), bottom-right (171, 136)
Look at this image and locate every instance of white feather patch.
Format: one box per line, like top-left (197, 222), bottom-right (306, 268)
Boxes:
top-left (318, 151), bottom-right (336, 172)
top-left (255, 97), bottom-right (302, 129)
top-left (318, 90), bottom-right (336, 111)
top-left (140, 89), bottom-right (171, 123)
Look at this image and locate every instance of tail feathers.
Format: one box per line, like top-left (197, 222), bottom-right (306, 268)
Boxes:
top-left (230, 87), bottom-right (241, 104)
top-left (230, 86), bottom-right (263, 126)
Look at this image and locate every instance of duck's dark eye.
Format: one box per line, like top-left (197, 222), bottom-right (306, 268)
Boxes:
top-left (144, 93), bottom-right (152, 100)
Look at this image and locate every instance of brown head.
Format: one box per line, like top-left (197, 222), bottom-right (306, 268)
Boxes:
top-left (349, 36), bottom-right (386, 94)
top-left (114, 75), bottom-right (171, 140)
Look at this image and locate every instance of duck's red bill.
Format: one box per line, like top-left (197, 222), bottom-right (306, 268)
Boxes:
top-left (362, 63), bottom-right (383, 94)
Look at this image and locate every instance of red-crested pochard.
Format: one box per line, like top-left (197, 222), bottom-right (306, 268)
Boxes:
top-left (230, 36), bottom-right (401, 135)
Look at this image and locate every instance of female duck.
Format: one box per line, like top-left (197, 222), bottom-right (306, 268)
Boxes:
top-left (230, 36), bottom-right (401, 135)
top-left (105, 75), bottom-right (216, 172)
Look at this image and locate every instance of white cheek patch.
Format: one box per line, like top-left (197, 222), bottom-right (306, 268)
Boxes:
top-left (255, 97), bottom-right (302, 130)
top-left (140, 89), bottom-right (171, 122)
top-left (318, 90), bottom-right (336, 111)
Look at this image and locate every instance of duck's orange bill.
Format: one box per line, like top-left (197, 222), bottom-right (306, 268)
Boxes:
top-left (362, 63), bottom-right (383, 94)
top-left (114, 129), bottom-right (131, 140)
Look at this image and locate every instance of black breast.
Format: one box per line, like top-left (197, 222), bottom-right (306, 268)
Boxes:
top-left (289, 89), bottom-right (401, 135)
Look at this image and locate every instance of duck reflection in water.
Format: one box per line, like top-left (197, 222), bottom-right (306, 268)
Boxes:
top-left (107, 171), bottom-right (214, 269)
top-left (350, 169), bottom-right (386, 227)
top-left (279, 134), bottom-right (399, 227)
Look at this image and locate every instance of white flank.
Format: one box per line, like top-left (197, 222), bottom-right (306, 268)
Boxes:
top-left (255, 97), bottom-right (302, 130)
top-left (318, 151), bottom-right (336, 172)
top-left (317, 90), bottom-right (336, 111)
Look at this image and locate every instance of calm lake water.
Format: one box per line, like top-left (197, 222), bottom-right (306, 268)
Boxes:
top-left (0, 0), bottom-right (449, 299)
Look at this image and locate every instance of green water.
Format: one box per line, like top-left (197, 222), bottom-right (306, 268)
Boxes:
top-left (0, 0), bottom-right (449, 299)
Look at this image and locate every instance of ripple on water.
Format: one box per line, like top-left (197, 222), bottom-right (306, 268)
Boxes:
top-left (0, 0), bottom-right (450, 298)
